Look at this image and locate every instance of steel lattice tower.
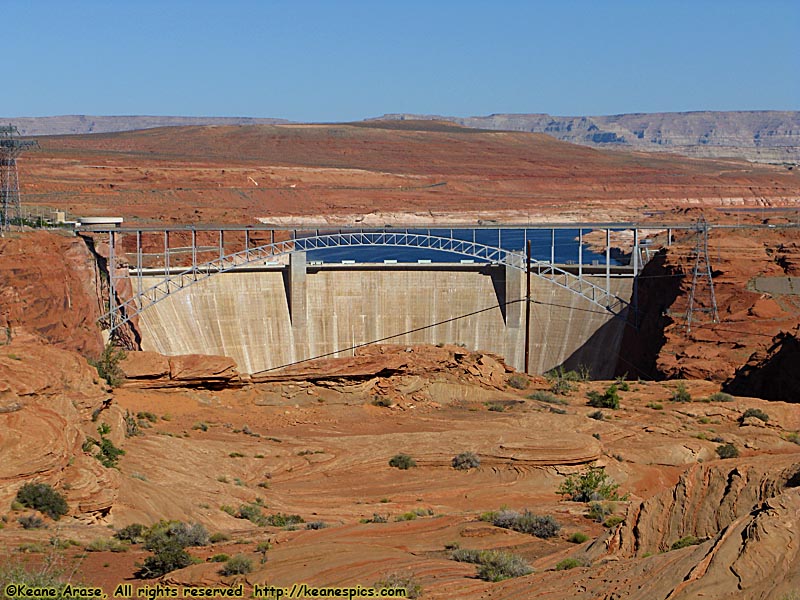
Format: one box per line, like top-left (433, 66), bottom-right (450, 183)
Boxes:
top-left (0, 125), bottom-right (38, 231)
top-left (685, 216), bottom-right (719, 333)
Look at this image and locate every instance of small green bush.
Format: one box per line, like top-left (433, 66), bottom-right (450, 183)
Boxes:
top-left (603, 515), bottom-right (624, 528)
top-left (90, 343), bottom-right (126, 388)
top-left (528, 390), bottom-right (568, 405)
top-left (558, 467), bottom-right (622, 502)
top-left (452, 451), bottom-right (481, 470)
top-left (587, 502), bottom-right (612, 523)
top-left (18, 515), bottom-right (45, 529)
top-left (137, 412), bottom-right (158, 423)
top-left (587, 384), bottom-right (620, 409)
top-left (219, 554), bottom-right (252, 576)
top-left (265, 513), bottom-right (304, 527)
top-left (305, 521), bottom-right (327, 530)
top-left (787, 432), bottom-right (800, 445)
top-left (492, 510), bottom-right (560, 538)
top-left (450, 548), bottom-right (532, 581)
top-left (555, 558), bottom-right (584, 570)
top-left (708, 391), bottom-right (734, 403)
top-left (389, 454), bottom-right (416, 470)
top-left (670, 536), bottom-right (702, 550)
top-left (476, 551), bottom-right (532, 582)
top-left (716, 443), bottom-right (739, 459)
top-left (646, 402), bottom-right (663, 410)
top-left (568, 532), bottom-right (589, 544)
top-left (671, 382), bottom-right (692, 403)
top-left (210, 554), bottom-right (229, 563)
top-left (506, 374), bottom-right (529, 390)
top-left (486, 402), bottom-right (506, 412)
top-left (97, 437), bottom-right (125, 468)
top-left (209, 532), bottom-right (230, 543)
top-left (15, 483), bottom-right (68, 520)
top-left (373, 574), bottom-right (422, 600)
top-left (85, 538), bottom-right (128, 552)
top-left (742, 408), bottom-right (769, 423)
top-left (138, 541), bottom-right (192, 578)
top-left (588, 410), bottom-right (604, 421)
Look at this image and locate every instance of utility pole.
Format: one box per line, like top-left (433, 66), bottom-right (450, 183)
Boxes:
top-left (685, 216), bottom-right (719, 334)
top-left (0, 125), bottom-right (39, 231)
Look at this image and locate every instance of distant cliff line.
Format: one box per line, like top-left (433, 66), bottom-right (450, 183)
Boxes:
top-left (3, 110), bottom-right (798, 164)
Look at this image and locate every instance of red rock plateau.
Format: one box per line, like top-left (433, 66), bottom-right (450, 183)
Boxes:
top-left (1, 125), bottom-right (799, 598)
top-left (18, 121), bottom-right (800, 224)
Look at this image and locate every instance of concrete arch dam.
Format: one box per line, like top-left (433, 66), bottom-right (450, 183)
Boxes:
top-left (133, 254), bottom-right (633, 377)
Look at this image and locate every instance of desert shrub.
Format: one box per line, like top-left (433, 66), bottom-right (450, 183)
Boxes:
top-left (587, 385), bottom-right (620, 409)
top-left (210, 554), bottom-right (229, 563)
top-left (708, 391), bottom-right (734, 402)
top-left (90, 343), bottom-right (126, 388)
top-left (209, 532), bottom-right (230, 543)
top-left (568, 532), bottom-right (589, 544)
top-left (787, 433), bottom-right (800, 445)
top-left (452, 451), bottom-right (481, 470)
top-left (546, 366), bottom-right (581, 395)
top-left (671, 382), bottom-right (692, 403)
top-left (228, 452), bottom-right (245, 458)
top-left (550, 406), bottom-right (567, 414)
top-left (265, 513), bottom-right (304, 527)
top-left (555, 558), bottom-right (584, 570)
top-left (527, 390), bottom-right (568, 405)
top-left (486, 402), bottom-right (505, 412)
top-left (305, 521), bottom-right (327, 530)
top-left (137, 521), bottom-right (207, 579)
top-left (85, 538), bottom-right (128, 552)
top-left (373, 573), bottom-right (423, 600)
top-left (137, 412), bottom-right (158, 423)
top-left (18, 515), bottom-right (45, 529)
top-left (716, 443), bottom-right (739, 459)
top-left (603, 515), bottom-right (624, 528)
top-left (15, 483), bottom-right (68, 520)
top-left (219, 554), bottom-right (252, 576)
top-left (492, 510), bottom-right (560, 538)
top-left (362, 513), bottom-right (388, 524)
top-left (0, 561), bottom-right (78, 600)
top-left (395, 512), bottom-right (417, 522)
top-left (192, 422), bottom-right (208, 431)
top-left (558, 467), bottom-right (622, 502)
top-left (741, 408), bottom-right (769, 423)
top-left (614, 377), bottom-right (630, 392)
top-left (451, 548), bottom-right (532, 581)
top-left (587, 502), bottom-right (612, 523)
top-left (670, 536), bottom-right (702, 550)
top-left (97, 437), bottom-right (125, 468)
top-left (138, 542), bottom-right (192, 578)
top-left (123, 411), bottom-right (140, 437)
top-left (145, 521), bottom-right (209, 550)
top-left (236, 503), bottom-right (266, 526)
top-left (389, 454), bottom-right (416, 470)
top-left (450, 548), bottom-right (483, 563)
top-left (506, 374), bottom-right (529, 390)
top-left (476, 550), bottom-right (533, 582)
top-left (115, 523), bottom-right (147, 544)
top-left (646, 402), bottom-right (663, 410)
top-left (588, 410), bottom-right (604, 421)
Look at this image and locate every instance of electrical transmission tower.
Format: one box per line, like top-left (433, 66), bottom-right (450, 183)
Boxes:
top-left (685, 216), bottom-right (719, 333)
top-left (1, 125), bottom-right (39, 231)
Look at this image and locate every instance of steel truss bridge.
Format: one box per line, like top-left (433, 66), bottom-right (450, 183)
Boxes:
top-left (84, 222), bottom-right (700, 335)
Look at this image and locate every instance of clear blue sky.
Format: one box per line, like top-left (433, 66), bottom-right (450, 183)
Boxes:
top-left (5, 0), bottom-right (798, 121)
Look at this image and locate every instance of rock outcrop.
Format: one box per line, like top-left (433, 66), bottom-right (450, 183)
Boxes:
top-left (0, 336), bottom-right (120, 520)
top-left (0, 231), bottom-right (104, 357)
top-left (120, 351), bottom-right (241, 388)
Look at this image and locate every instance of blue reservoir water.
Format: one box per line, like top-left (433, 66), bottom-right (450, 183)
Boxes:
top-left (302, 228), bottom-right (622, 266)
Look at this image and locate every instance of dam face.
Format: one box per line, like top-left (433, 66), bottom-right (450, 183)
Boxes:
top-left (134, 259), bottom-right (633, 377)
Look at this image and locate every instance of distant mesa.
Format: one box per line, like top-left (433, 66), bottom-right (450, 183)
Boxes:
top-left (2, 110), bottom-right (798, 164)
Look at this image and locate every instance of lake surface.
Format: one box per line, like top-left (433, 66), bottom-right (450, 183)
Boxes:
top-left (300, 228), bottom-right (623, 266)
